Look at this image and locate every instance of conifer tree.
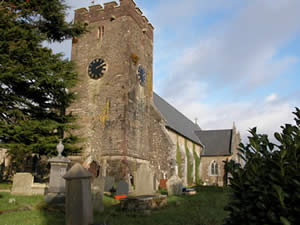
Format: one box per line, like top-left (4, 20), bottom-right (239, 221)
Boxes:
top-left (0, 0), bottom-right (86, 171)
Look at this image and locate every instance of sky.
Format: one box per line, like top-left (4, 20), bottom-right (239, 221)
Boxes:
top-left (48, 0), bottom-right (300, 143)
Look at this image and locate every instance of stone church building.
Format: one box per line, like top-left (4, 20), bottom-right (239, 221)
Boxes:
top-left (68, 0), bottom-right (241, 187)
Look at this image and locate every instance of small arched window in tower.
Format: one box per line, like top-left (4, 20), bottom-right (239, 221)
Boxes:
top-left (210, 161), bottom-right (219, 176)
top-left (97, 26), bottom-right (105, 41)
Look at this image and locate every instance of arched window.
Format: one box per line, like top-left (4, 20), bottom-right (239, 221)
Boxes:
top-left (210, 161), bottom-right (219, 176)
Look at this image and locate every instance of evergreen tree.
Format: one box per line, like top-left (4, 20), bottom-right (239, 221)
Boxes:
top-left (0, 0), bottom-right (86, 171)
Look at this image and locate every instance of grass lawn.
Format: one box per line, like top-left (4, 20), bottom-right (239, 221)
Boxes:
top-left (0, 186), bottom-right (230, 225)
top-left (0, 182), bottom-right (12, 190)
top-left (0, 192), bottom-right (65, 225)
top-left (95, 186), bottom-right (230, 225)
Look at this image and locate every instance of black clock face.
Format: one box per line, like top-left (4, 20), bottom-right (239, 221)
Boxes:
top-left (137, 65), bottom-right (146, 86)
top-left (88, 58), bottom-right (107, 79)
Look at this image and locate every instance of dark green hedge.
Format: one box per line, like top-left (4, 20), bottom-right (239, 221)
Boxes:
top-left (224, 108), bottom-right (300, 225)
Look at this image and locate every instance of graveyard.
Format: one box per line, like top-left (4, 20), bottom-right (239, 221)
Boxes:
top-left (0, 186), bottom-right (230, 225)
top-left (0, 142), bottom-right (230, 225)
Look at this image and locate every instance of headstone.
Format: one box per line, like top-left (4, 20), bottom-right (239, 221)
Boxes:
top-left (135, 164), bottom-right (154, 195)
top-left (11, 173), bottom-right (33, 195)
top-left (116, 180), bottom-right (129, 196)
top-left (167, 175), bottom-right (183, 196)
top-left (104, 176), bottom-right (115, 192)
top-left (45, 141), bottom-right (70, 203)
top-left (64, 163), bottom-right (93, 225)
top-left (47, 157), bottom-right (70, 193)
top-left (91, 176), bottom-right (105, 213)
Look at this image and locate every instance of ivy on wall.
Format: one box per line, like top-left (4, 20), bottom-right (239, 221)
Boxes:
top-left (193, 143), bottom-right (201, 185)
top-left (185, 139), bottom-right (193, 186)
top-left (176, 136), bottom-right (182, 178)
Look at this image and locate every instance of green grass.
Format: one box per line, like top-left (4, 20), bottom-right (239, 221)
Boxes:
top-left (0, 192), bottom-right (65, 225)
top-left (0, 182), bottom-right (12, 190)
top-left (0, 186), bottom-right (230, 225)
top-left (94, 186), bottom-right (231, 225)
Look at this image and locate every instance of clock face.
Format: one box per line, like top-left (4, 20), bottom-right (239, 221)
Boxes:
top-left (88, 58), bottom-right (107, 79)
top-left (137, 65), bottom-right (146, 86)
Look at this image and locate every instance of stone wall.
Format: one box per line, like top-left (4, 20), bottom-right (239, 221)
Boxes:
top-left (167, 130), bottom-right (203, 186)
top-left (199, 156), bottom-right (228, 186)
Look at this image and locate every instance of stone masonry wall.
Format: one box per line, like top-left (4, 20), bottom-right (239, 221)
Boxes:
top-left (200, 155), bottom-right (229, 186)
top-left (168, 129), bottom-right (203, 185)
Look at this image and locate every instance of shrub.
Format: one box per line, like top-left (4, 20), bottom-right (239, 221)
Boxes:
top-left (224, 108), bottom-right (300, 225)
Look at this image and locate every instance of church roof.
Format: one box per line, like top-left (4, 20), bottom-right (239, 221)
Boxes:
top-left (195, 129), bottom-right (232, 156)
top-left (153, 92), bottom-right (203, 146)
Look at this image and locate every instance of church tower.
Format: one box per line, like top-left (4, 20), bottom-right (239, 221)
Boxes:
top-left (69, 0), bottom-right (162, 181)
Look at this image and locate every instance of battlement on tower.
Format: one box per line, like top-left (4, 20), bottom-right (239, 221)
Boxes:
top-left (74, 0), bottom-right (153, 40)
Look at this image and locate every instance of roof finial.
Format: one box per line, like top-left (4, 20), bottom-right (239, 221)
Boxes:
top-left (194, 117), bottom-right (198, 124)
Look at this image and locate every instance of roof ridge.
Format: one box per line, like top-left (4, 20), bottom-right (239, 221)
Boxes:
top-left (153, 92), bottom-right (199, 131)
top-left (196, 128), bottom-right (232, 132)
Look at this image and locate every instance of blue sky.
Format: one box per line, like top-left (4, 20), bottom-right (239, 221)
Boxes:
top-left (48, 0), bottom-right (300, 142)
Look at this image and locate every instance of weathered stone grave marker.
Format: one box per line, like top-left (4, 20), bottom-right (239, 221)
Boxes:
top-left (45, 140), bottom-right (70, 203)
top-left (104, 176), bottom-right (115, 192)
top-left (116, 180), bottom-right (129, 196)
top-left (167, 175), bottom-right (183, 196)
top-left (11, 173), bottom-right (33, 195)
top-left (64, 163), bottom-right (93, 225)
top-left (135, 164), bottom-right (154, 195)
top-left (92, 176), bottom-right (105, 213)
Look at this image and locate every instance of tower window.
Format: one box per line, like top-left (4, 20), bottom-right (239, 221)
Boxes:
top-left (98, 26), bottom-right (105, 40)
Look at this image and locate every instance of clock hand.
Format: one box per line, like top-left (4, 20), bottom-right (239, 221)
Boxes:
top-left (96, 64), bottom-right (106, 69)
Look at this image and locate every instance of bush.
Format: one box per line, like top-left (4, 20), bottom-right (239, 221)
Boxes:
top-left (224, 108), bottom-right (300, 225)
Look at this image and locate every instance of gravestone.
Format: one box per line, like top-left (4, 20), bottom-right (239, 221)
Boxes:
top-left (116, 180), bottom-right (129, 196)
top-left (135, 164), bottom-right (154, 195)
top-left (64, 163), bottom-right (93, 225)
top-left (11, 173), bottom-right (33, 195)
top-left (47, 157), bottom-right (70, 193)
top-left (45, 140), bottom-right (70, 203)
top-left (104, 176), bottom-right (115, 192)
top-left (167, 175), bottom-right (183, 196)
top-left (91, 176), bottom-right (105, 213)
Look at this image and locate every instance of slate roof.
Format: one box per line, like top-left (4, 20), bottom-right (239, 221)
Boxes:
top-left (153, 92), bottom-right (203, 146)
top-left (195, 129), bottom-right (233, 156)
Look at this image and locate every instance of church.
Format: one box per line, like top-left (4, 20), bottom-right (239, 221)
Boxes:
top-left (68, 0), bottom-right (241, 187)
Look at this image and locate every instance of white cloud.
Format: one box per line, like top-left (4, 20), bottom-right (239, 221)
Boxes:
top-left (265, 93), bottom-right (278, 103)
top-left (164, 93), bottom-right (297, 143)
top-left (160, 0), bottom-right (300, 96)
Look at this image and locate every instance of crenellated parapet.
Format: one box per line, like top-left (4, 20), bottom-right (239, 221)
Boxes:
top-left (74, 0), bottom-right (154, 41)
